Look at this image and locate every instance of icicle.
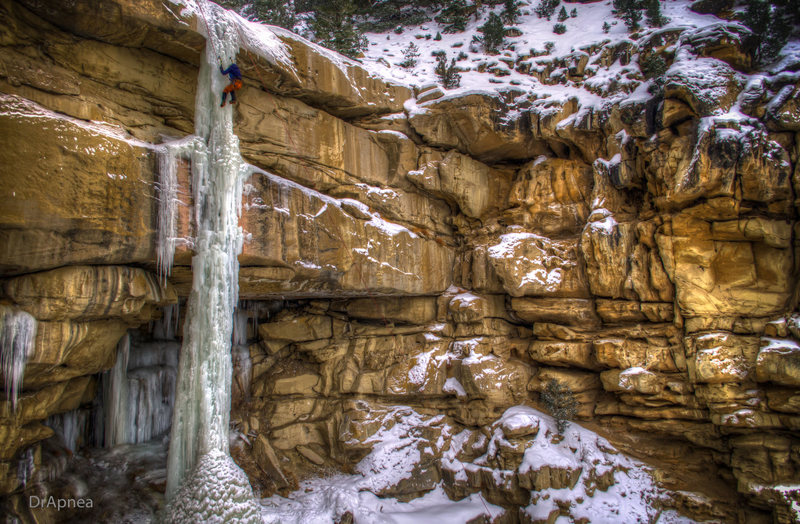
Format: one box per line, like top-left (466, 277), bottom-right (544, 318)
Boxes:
top-left (99, 337), bottom-right (179, 447)
top-left (127, 364), bottom-right (177, 443)
top-left (232, 344), bottom-right (252, 405)
top-left (153, 303), bottom-right (181, 340)
top-left (157, 138), bottom-right (201, 285)
top-left (232, 308), bottom-right (249, 346)
top-left (16, 447), bottom-right (34, 488)
top-left (45, 409), bottom-right (88, 453)
top-left (0, 305), bottom-right (37, 410)
top-left (157, 146), bottom-right (179, 284)
top-left (103, 334), bottom-right (130, 448)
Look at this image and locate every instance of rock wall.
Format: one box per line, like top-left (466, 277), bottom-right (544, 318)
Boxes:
top-left (0, 0), bottom-right (798, 521)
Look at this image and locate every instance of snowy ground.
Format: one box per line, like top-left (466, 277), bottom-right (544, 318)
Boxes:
top-left (359, 0), bottom-right (727, 107)
top-left (260, 481), bottom-right (503, 524)
top-left (259, 405), bottom-right (699, 523)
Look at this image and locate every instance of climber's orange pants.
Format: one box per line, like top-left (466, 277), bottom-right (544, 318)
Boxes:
top-left (223, 79), bottom-right (242, 93)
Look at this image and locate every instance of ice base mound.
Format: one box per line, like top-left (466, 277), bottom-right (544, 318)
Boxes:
top-left (163, 449), bottom-right (261, 523)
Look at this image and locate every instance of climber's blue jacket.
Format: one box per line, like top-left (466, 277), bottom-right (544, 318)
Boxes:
top-left (220, 64), bottom-right (242, 81)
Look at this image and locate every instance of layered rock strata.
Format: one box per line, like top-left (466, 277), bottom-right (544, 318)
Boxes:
top-left (0, 0), bottom-right (798, 521)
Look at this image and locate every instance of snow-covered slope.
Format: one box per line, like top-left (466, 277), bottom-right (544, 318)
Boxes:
top-left (356, 1), bottom-right (793, 111)
top-left (259, 406), bottom-right (701, 523)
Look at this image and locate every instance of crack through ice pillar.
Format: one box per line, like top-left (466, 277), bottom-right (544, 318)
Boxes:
top-left (163, 2), bottom-right (260, 520)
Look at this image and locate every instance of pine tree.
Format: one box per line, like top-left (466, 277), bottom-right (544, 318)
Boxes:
top-left (534, 0), bottom-right (561, 20)
top-left (557, 6), bottom-right (568, 22)
top-left (435, 53), bottom-right (461, 88)
top-left (640, 52), bottom-right (668, 94)
top-left (541, 379), bottom-right (578, 435)
top-left (570, 8), bottom-right (578, 17)
top-left (613, 0), bottom-right (643, 31)
top-left (399, 42), bottom-right (420, 69)
top-left (311, 0), bottom-right (367, 58)
top-left (742, 0), bottom-right (792, 64)
top-left (644, 0), bottom-right (668, 27)
top-left (216, 0), bottom-right (296, 29)
top-left (602, 21), bottom-right (611, 33)
top-left (478, 12), bottom-right (506, 53)
top-left (437, 0), bottom-right (471, 33)
top-left (553, 22), bottom-right (566, 34)
top-left (502, 0), bottom-right (521, 24)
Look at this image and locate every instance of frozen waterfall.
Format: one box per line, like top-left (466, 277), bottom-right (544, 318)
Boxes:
top-left (163, 2), bottom-right (262, 519)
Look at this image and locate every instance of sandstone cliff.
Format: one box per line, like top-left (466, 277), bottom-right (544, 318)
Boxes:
top-left (0, 0), bottom-right (798, 522)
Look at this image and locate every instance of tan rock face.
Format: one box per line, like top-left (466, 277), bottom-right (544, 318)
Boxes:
top-left (251, 29), bottom-right (412, 118)
top-left (508, 158), bottom-right (593, 235)
top-left (238, 170), bottom-right (454, 296)
top-left (651, 120), bottom-right (792, 211)
top-left (3, 265), bottom-right (175, 322)
top-left (580, 214), bottom-right (674, 303)
top-left (236, 89), bottom-right (400, 192)
top-left (487, 232), bottom-right (588, 298)
top-left (409, 149), bottom-right (503, 219)
top-left (448, 292), bottom-right (507, 324)
top-left (15, 0), bottom-right (204, 64)
top-left (686, 332), bottom-right (759, 384)
top-left (756, 338), bottom-right (800, 387)
top-left (510, 297), bottom-right (599, 327)
top-left (23, 319), bottom-right (129, 388)
top-left (594, 300), bottom-right (674, 324)
top-left (2, 0), bottom-right (799, 518)
top-left (0, 376), bottom-right (95, 468)
top-left (658, 214), bottom-right (794, 319)
top-left (0, 96), bottom-right (159, 275)
top-left (408, 93), bottom-right (548, 163)
top-left (343, 296), bottom-right (438, 325)
top-left (595, 337), bottom-right (682, 373)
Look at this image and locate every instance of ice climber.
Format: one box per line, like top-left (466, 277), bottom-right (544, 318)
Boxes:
top-left (219, 62), bottom-right (242, 107)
